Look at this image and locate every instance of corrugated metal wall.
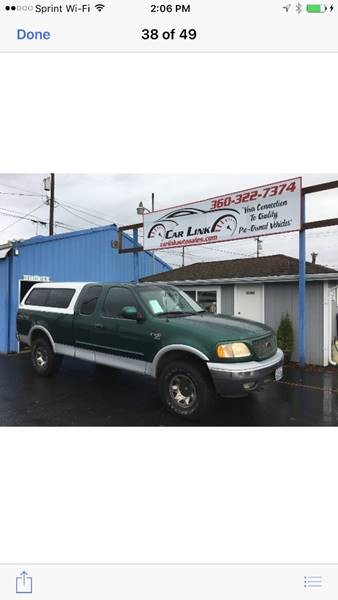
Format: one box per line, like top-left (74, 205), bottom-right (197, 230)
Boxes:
top-left (264, 281), bottom-right (324, 365)
top-left (0, 225), bottom-right (170, 353)
top-left (0, 257), bottom-right (9, 353)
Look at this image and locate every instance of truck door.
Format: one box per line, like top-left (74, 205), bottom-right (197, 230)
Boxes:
top-left (95, 286), bottom-right (152, 364)
top-left (73, 285), bottom-right (104, 362)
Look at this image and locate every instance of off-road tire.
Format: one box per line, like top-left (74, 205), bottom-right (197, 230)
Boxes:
top-left (158, 360), bottom-right (216, 420)
top-left (31, 337), bottom-right (62, 377)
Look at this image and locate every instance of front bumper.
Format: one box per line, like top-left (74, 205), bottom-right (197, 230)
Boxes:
top-left (207, 348), bottom-right (284, 396)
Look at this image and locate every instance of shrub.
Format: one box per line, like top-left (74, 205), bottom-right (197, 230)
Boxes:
top-left (277, 313), bottom-right (294, 354)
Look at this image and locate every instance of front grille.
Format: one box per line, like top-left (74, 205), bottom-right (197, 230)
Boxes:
top-left (252, 334), bottom-right (277, 360)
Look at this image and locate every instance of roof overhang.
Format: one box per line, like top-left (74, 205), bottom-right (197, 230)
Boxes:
top-left (145, 273), bottom-right (338, 285)
top-left (0, 243), bottom-right (13, 259)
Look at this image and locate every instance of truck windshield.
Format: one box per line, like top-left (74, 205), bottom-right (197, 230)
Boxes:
top-left (139, 286), bottom-right (204, 316)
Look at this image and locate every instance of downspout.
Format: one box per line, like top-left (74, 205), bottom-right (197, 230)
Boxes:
top-left (328, 285), bottom-right (338, 366)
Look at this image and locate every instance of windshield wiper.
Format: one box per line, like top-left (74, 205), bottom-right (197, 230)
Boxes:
top-left (157, 311), bottom-right (196, 317)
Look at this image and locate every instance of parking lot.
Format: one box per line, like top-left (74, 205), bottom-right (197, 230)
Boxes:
top-left (0, 353), bottom-right (337, 426)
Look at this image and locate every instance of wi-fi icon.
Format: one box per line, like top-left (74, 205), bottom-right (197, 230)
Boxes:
top-left (95, 3), bottom-right (105, 11)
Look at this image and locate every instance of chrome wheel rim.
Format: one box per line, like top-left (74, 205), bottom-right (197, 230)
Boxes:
top-left (169, 374), bottom-right (197, 408)
top-left (35, 348), bottom-right (48, 368)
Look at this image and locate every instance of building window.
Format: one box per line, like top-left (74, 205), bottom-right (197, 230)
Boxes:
top-left (79, 286), bottom-right (102, 316)
top-left (183, 289), bottom-right (218, 313)
top-left (184, 290), bottom-right (197, 302)
top-left (197, 290), bottom-right (217, 313)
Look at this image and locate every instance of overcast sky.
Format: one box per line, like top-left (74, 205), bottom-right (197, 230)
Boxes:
top-left (0, 173), bottom-right (337, 269)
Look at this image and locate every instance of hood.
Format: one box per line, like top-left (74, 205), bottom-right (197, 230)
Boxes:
top-left (163, 312), bottom-right (272, 342)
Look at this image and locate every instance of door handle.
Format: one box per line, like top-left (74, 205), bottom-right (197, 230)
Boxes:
top-left (95, 323), bottom-right (103, 329)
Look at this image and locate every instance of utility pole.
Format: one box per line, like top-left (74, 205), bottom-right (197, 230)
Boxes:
top-left (49, 173), bottom-right (55, 236)
top-left (255, 236), bottom-right (262, 257)
top-left (151, 192), bottom-right (155, 274)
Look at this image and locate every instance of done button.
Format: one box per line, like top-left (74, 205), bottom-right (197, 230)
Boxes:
top-left (17, 29), bottom-right (51, 40)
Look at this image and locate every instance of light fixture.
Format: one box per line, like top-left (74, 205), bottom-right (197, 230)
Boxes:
top-left (137, 201), bottom-right (151, 216)
top-left (43, 176), bottom-right (51, 192)
top-left (137, 201), bottom-right (145, 215)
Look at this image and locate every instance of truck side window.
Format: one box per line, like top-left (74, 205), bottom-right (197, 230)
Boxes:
top-left (45, 288), bottom-right (75, 309)
top-left (103, 288), bottom-right (138, 318)
top-left (25, 288), bottom-right (50, 306)
top-left (79, 285), bottom-right (102, 315)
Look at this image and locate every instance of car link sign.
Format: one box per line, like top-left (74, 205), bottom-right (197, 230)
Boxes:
top-left (143, 177), bottom-right (302, 251)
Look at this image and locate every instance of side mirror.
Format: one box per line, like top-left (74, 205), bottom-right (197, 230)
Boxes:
top-left (121, 306), bottom-right (143, 321)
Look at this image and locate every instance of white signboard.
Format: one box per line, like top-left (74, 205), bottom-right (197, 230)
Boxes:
top-left (143, 177), bottom-right (302, 251)
top-left (22, 275), bottom-right (50, 282)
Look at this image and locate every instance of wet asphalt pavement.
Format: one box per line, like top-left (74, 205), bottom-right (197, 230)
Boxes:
top-left (0, 353), bottom-right (337, 426)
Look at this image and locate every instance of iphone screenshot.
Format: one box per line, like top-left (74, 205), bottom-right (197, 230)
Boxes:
top-left (0, 1), bottom-right (338, 598)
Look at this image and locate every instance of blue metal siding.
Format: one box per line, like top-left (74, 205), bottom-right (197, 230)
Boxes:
top-left (1, 225), bottom-right (170, 353)
top-left (0, 258), bottom-right (9, 353)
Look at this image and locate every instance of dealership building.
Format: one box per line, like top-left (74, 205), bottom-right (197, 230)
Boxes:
top-left (0, 224), bottom-right (171, 354)
top-left (142, 254), bottom-right (338, 367)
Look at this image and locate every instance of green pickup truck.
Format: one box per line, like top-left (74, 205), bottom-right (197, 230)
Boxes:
top-left (17, 282), bottom-right (283, 419)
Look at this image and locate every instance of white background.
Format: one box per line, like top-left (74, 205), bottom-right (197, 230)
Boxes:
top-left (0, 53), bottom-right (338, 563)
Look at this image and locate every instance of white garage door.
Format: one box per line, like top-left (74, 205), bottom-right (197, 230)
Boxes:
top-left (234, 285), bottom-right (264, 323)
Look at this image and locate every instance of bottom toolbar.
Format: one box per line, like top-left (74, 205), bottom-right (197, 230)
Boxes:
top-left (0, 564), bottom-right (337, 599)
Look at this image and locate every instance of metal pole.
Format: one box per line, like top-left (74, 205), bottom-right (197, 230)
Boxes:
top-left (49, 173), bottom-right (55, 236)
top-left (151, 192), bottom-right (155, 275)
top-left (133, 227), bottom-right (139, 282)
top-left (298, 194), bottom-right (306, 367)
top-left (182, 246), bottom-right (185, 267)
top-left (256, 237), bottom-right (262, 257)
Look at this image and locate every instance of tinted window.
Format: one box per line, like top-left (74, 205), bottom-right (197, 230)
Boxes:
top-left (80, 285), bottom-right (102, 315)
top-left (45, 288), bottom-right (75, 309)
top-left (103, 288), bottom-right (138, 318)
top-left (25, 288), bottom-right (50, 306)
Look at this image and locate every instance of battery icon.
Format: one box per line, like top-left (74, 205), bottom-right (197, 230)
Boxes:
top-left (306, 4), bottom-right (327, 11)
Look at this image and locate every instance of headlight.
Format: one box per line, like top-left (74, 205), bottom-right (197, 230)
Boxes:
top-left (216, 342), bottom-right (251, 359)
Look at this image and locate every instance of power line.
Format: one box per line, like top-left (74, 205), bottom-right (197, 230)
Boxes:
top-left (0, 210), bottom-right (46, 225)
top-left (55, 221), bottom-right (77, 232)
top-left (57, 199), bottom-right (118, 224)
top-left (0, 200), bottom-right (109, 237)
top-left (0, 205), bottom-right (77, 231)
top-left (0, 190), bottom-right (45, 198)
top-left (0, 180), bottom-right (41, 195)
top-left (0, 206), bottom-right (38, 217)
top-left (0, 202), bottom-right (46, 235)
top-left (57, 203), bottom-right (102, 227)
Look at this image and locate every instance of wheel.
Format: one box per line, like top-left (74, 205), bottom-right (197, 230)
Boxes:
top-left (158, 360), bottom-right (216, 420)
top-left (31, 337), bottom-right (62, 377)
